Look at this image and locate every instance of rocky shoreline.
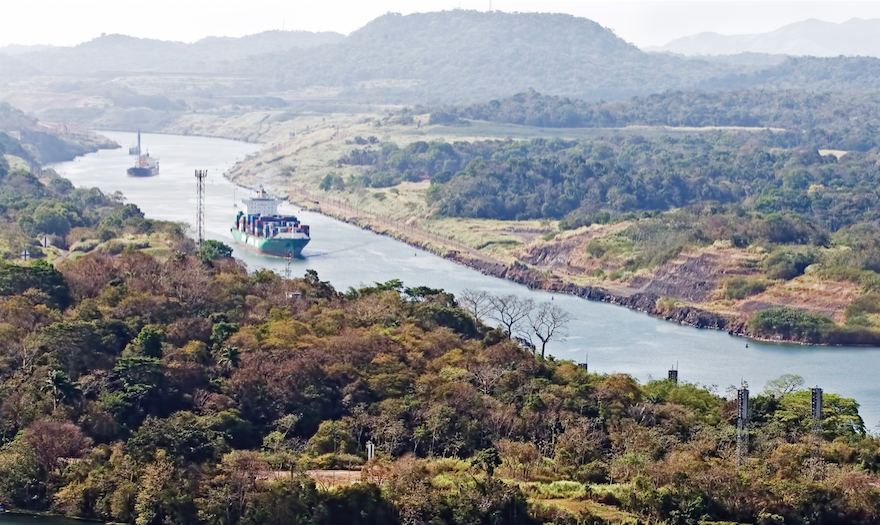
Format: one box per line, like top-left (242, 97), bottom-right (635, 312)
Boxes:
top-left (295, 200), bottom-right (757, 340)
top-left (445, 250), bottom-right (742, 333)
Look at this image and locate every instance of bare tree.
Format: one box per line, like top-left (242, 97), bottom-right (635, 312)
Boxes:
top-left (487, 294), bottom-right (534, 340)
top-left (459, 289), bottom-right (492, 321)
top-left (529, 302), bottom-right (573, 358)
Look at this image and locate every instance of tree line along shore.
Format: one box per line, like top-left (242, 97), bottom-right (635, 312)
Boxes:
top-left (0, 153), bottom-right (879, 524)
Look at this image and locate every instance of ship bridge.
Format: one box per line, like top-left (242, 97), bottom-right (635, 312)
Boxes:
top-left (241, 191), bottom-right (283, 216)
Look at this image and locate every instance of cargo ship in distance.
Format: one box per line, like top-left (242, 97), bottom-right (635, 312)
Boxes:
top-left (231, 190), bottom-right (310, 257)
top-left (126, 133), bottom-right (159, 177)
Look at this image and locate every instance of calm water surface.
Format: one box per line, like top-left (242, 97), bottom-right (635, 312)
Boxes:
top-left (0, 514), bottom-right (82, 525)
top-left (52, 131), bottom-right (880, 430)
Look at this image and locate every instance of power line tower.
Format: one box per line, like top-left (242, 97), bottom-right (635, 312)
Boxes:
top-left (811, 387), bottom-right (823, 459)
top-left (195, 170), bottom-right (208, 247)
top-left (736, 383), bottom-right (749, 467)
top-left (284, 252), bottom-right (292, 280)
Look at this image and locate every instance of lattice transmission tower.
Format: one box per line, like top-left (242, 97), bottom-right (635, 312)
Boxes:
top-left (195, 170), bottom-right (208, 247)
top-left (811, 387), bottom-right (823, 459)
top-left (736, 384), bottom-right (750, 467)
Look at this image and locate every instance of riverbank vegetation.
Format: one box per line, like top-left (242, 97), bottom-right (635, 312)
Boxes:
top-left (2, 158), bottom-right (880, 523)
top-left (0, 256), bottom-right (876, 524)
top-left (277, 88), bottom-right (880, 344)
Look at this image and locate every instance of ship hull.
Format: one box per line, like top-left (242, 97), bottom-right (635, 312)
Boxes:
top-left (231, 229), bottom-right (309, 257)
top-left (127, 167), bottom-right (159, 177)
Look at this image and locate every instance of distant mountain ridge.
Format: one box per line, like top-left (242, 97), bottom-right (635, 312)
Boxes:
top-left (650, 18), bottom-right (880, 57)
top-left (0, 54), bottom-right (40, 81)
top-left (242, 10), bottom-right (740, 103)
top-left (1, 30), bottom-right (345, 74)
top-left (0, 44), bottom-right (54, 56)
top-left (3, 10), bottom-right (880, 110)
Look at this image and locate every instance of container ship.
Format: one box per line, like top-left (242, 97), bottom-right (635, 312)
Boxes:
top-left (126, 133), bottom-right (159, 177)
top-left (231, 190), bottom-right (310, 257)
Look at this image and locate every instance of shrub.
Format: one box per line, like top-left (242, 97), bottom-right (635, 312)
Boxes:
top-left (537, 480), bottom-right (589, 499)
top-left (723, 277), bottom-right (767, 300)
top-left (70, 239), bottom-right (100, 253)
top-left (748, 308), bottom-right (833, 342)
top-left (763, 248), bottom-right (817, 280)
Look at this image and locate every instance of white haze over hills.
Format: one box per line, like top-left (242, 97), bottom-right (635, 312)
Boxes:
top-left (650, 18), bottom-right (880, 57)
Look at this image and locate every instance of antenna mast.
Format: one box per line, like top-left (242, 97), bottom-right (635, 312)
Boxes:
top-left (195, 170), bottom-right (208, 247)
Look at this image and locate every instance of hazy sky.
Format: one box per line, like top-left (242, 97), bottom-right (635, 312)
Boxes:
top-left (3, 1), bottom-right (880, 49)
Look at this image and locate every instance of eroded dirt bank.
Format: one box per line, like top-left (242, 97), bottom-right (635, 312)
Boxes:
top-left (287, 192), bottom-right (752, 340)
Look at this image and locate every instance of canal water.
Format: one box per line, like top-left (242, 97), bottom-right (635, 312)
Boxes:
top-left (51, 131), bottom-right (880, 430)
top-left (0, 514), bottom-right (83, 525)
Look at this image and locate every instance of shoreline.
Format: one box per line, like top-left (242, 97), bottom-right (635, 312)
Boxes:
top-left (278, 187), bottom-right (880, 349)
top-left (279, 187), bottom-right (776, 343)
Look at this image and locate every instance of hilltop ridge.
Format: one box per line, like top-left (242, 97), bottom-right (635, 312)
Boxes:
top-left (243, 10), bottom-right (736, 102)
top-left (651, 17), bottom-right (880, 57)
top-left (1, 30), bottom-right (345, 74)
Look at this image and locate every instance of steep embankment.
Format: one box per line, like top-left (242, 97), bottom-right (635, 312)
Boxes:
top-left (0, 102), bottom-right (118, 164)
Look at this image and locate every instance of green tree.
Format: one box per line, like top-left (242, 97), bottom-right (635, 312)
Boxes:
top-left (199, 240), bottom-right (234, 262)
top-left (42, 369), bottom-right (77, 411)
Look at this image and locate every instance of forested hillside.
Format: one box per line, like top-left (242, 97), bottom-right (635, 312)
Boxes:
top-left (428, 88), bottom-right (880, 145)
top-left (6, 12), bottom-right (880, 109)
top-left (701, 56), bottom-right (880, 92)
top-left (237, 13), bottom-right (880, 103)
top-left (1, 154), bottom-right (880, 524)
top-left (0, 103), bottom-right (118, 163)
top-left (241, 11), bottom-right (740, 103)
top-left (338, 130), bottom-right (880, 227)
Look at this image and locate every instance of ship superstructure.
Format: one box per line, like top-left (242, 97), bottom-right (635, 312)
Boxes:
top-left (128, 130), bottom-right (142, 155)
top-left (126, 132), bottom-right (159, 177)
top-left (230, 189), bottom-right (310, 257)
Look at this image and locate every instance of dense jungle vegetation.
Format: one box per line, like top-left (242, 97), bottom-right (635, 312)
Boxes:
top-left (427, 89), bottom-right (880, 151)
top-left (340, 130), bottom-right (880, 229)
top-left (1, 157), bottom-right (880, 524)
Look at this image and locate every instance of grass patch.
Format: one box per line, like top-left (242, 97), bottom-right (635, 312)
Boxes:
top-left (722, 277), bottom-right (767, 300)
top-left (534, 498), bottom-right (640, 524)
top-left (422, 218), bottom-right (539, 252)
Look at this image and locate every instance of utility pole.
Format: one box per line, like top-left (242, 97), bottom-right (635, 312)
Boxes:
top-left (195, 170), bottom-right (208, 248)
